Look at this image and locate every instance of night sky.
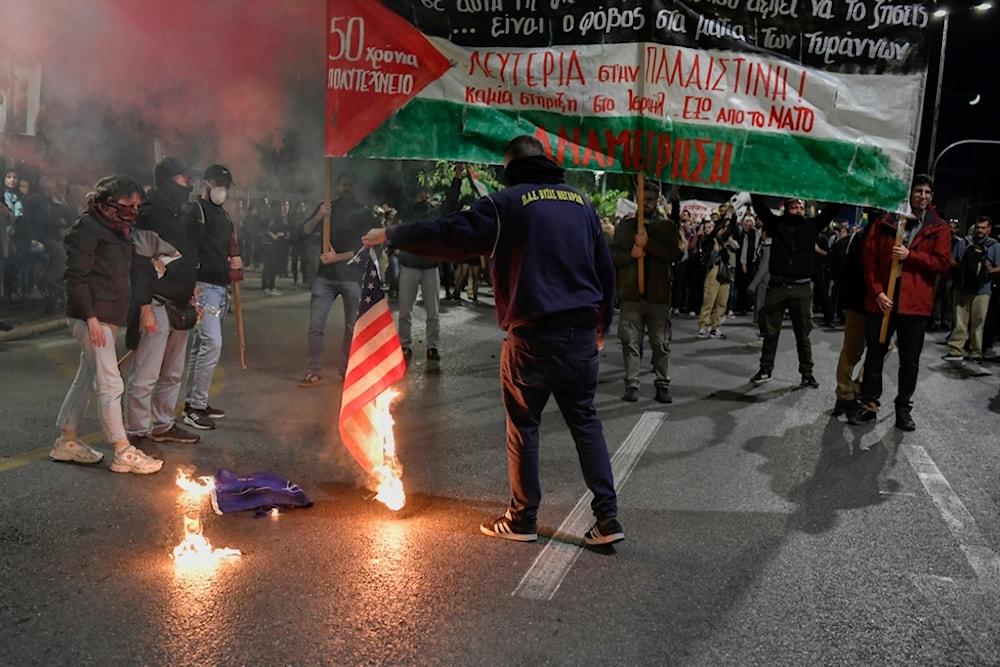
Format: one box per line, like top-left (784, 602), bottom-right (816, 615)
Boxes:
top-left (916, 1), bottom-right (1000, 226)
top-left (0, 0), bottom-right (995, 222)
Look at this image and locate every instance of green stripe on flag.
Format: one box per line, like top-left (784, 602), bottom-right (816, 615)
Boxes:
top-left (350, 99), bottom-right (908, 210)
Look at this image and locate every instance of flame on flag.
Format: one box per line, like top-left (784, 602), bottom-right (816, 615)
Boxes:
top-left (338, 250), bottom-right (407, 510)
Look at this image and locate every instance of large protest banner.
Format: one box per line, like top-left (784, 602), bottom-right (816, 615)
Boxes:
top-left (326, 0), bottom-right (932, 210)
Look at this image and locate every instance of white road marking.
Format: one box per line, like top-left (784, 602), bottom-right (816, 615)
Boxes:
top-left (903, 444), bottom-right (1000, 590)
top-left (513, 411), bottom-right (666, 601)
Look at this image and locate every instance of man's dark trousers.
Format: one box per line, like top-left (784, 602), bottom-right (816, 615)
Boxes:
top-left (500, 317), bottom-right (618, 524)
top-left (759, 282), bottom-right (814, 375)
top-left (858, 312), bottom-right (927, 409)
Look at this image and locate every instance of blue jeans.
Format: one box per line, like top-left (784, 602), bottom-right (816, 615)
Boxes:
top-left (500, 321), bottom-right (618, 523)
top-left (57, 318), bottom-right (127, 444)
top-left (126, 302), bottom-right (191, 436)
top-left (186, 283), bottom-right (228, 410)
top-left (307, 275), bottom-right (360, 376)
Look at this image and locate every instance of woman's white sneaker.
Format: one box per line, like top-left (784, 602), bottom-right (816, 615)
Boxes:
top-left (49, 437), bottom-right (103, 465)
top-left (110, 445), bottom-right (164, 474)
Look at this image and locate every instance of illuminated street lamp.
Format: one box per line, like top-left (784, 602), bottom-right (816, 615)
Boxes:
top-left (927, 1), bottom-right (993, 173)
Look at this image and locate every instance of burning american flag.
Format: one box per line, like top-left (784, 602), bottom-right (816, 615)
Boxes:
top-left (338, 249), bottom-right (407, 509)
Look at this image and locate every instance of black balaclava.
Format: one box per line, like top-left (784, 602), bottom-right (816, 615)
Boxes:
top-left (503, 155), bottom-right (566, 186)
top-left (153, 162), bottom-right (193, 206)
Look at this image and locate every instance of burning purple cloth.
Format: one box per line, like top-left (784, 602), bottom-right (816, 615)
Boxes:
top-left (211, 469), bottom-right (313, 517)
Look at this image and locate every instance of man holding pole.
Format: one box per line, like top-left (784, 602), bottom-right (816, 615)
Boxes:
top-left (297, 173), bottom-right (374, 387)
top-left (182, 164), bottom-right (242, 431)
top-left (610, 180), bottom-right (681, 403)
top-left (849, 174), bottom-right (951, 431)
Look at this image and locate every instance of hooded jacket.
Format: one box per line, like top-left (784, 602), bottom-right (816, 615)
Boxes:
top-left (863, 209), bottom-right (951, 316)
top-left (386, 180), bottom-right (615, 334)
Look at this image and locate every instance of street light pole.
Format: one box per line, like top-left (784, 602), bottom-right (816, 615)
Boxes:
top-left (927, 10), bottom-right (949, 174)
top-left (926, 2), bottom-right (993, 175)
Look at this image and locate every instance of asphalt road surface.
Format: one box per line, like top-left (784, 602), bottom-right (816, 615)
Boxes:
top-left (2, 281), bottom-right (1000, 666)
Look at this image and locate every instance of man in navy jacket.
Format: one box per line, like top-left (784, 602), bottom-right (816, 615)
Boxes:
top-left (362, 135), bottom-right (623, 547)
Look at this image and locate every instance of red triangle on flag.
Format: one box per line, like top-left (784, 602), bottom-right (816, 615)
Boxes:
top-left (325, 1), bottom-right (450, 157)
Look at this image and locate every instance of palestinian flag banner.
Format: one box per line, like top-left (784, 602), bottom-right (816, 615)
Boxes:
top-left (326, 0), bottom-right (933, 211)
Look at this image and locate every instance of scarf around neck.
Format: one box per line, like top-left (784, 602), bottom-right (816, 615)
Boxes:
top-left (88, 202), bottom-right (133, 239)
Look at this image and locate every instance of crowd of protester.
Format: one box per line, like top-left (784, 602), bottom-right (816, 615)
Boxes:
top-left (4, 154), bottom-right (999, 481)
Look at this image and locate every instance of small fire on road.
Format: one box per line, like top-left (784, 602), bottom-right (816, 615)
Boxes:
top-left (172, 468), bottom-right (241, 569)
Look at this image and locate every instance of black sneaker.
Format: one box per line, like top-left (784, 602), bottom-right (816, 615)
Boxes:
top-left (151, 424), bottom-right (201, 444)
top-left (298, 372), bottom-right (322, 388)
top-left (848, 401), bottom-right (879, 425)
top-left (426, 348), bottom-right (441, 361)
top-left (622, 386), bottom-right (639, 402)
top-left (750, 369), bottom-right (772, 385)
top-left (184, 402), bottom-right (225, 419)
top-left (654, 386), bottom-right (672, 404)
top-left (480, 510), bottom-right (537, 542)
top-left (895, 410), bottom-right (916, 431)
top-left (800, 375), bottom-right (819, 389)
top-left (183, 408), bottom-right (216, 431)
top-left (832, 397), bottom-right (860, 417)
top-left (584, 518), bottom-right (625, 546)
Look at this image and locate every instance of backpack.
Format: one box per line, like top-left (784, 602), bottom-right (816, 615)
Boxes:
top-left (956, 237), bottom-right (992, 292)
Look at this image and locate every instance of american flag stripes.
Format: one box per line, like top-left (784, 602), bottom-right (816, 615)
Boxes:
top-left (338, 250), bottom-right (406, 474)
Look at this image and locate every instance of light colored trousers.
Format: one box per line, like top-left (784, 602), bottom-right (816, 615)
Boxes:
top-left (56, 318), bottom-right (127, 444)
top-left (835, 309), bottom-right (867, 401)
top-left (397, 265), bottom-right (440, 349)
top-left (948, 291), bottom-right (990, 358)
top-left (699, 265), bottom-right (731, 330)
top-left (126, 301), bottom-right (190, 436)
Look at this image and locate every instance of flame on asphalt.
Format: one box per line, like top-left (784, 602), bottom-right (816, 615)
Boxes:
top-left (172, 468), bottom-right (241, 569)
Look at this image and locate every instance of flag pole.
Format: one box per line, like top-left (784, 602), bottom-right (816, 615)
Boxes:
top-left (637, 172), bottom-right (646, 295)
top-left (229, 232), bottom-right (247, 370)
top-left (879, 217), bottom-right (906, 344)
top-left (323, 158), bottom-right (332, 253)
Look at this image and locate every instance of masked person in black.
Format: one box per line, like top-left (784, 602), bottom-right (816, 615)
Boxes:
top-left (749, 195), bottom-right (840, 387)
top-left (125, 157), bottom-right (202, 451)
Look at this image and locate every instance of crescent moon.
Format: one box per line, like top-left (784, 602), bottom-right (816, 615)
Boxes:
top-left (970, 94), bottom-right (981, 105)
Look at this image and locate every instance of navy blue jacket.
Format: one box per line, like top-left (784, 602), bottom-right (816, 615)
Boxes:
top-left (386, 183), bottom-right (615, 333)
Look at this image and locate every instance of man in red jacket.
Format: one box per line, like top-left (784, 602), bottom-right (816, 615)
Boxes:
top-left (849, 174), bottom-right (952, 431)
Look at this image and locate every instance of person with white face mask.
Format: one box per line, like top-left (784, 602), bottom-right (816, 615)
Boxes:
top-left (182, 164), bottom-right (242, 431)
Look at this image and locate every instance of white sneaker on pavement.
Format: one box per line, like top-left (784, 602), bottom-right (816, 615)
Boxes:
top-left (110, 445), bottom-right (163, 474)
top-left (49, 437), bottom-right (103, 464)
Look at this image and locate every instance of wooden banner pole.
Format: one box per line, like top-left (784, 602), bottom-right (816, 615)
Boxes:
top-left (879, 218), bottom-right (907, 344)
top-left (637, 173), bottom-right (646, 295)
